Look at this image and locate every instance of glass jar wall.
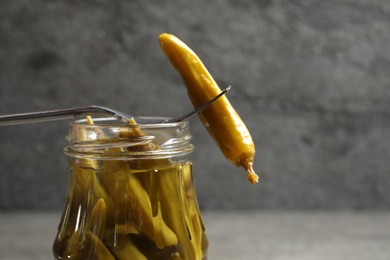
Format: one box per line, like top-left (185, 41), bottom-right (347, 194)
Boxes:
top-left (53, 117), bottom-right (208, 259)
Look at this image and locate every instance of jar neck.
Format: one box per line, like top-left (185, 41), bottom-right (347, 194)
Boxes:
top-left (64, 117), bottom-right (194, 160)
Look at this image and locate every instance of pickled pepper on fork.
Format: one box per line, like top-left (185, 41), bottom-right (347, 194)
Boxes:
top-left (159, 33), bottom-right (259, 184)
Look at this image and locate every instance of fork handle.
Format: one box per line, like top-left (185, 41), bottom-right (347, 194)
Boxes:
top-left (0, 106), bottom-right (131, 126)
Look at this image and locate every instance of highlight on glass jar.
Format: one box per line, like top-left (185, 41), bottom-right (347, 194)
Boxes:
top-left (53, 117), bottom-right (208, 260)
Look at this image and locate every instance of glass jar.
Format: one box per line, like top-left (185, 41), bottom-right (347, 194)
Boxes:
top-left (53, 117), bottom-right (208, 260)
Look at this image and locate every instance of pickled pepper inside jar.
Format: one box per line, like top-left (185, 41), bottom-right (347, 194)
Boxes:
top-left (53, 117), bottom-right (208, 260)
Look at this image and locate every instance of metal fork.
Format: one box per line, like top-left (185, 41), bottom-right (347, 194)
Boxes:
top-left (0, 86), bottom-right (230, 126)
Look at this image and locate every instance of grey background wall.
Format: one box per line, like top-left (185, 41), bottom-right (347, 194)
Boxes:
top-left (1, 0), bottom-right (390, 211)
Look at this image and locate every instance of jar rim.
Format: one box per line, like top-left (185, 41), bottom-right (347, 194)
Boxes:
top-left (70, 116), bottom-right (182, 128)
top-left (65, 116), bottom-right (194, 160)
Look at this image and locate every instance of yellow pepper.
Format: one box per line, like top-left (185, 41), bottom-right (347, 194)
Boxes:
top-left (159, 33), bottom-right (259, 184)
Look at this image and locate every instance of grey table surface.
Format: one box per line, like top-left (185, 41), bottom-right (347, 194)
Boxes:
top-left (0, 211), bottom-right (389, 260)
